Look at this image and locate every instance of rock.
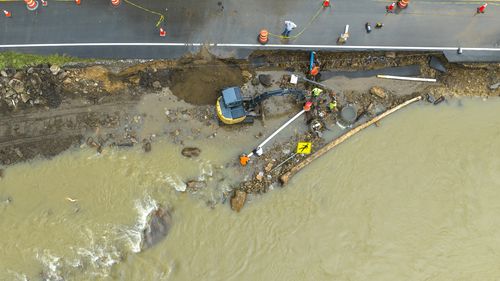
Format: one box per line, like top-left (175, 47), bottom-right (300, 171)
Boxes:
top-left (50, 65), bottom-right (61, 75)
top-left (8, 79), bottom-right (25, 94)
top-left (20, 93), bottom-right (30, 103)
top-left (241, 70), bottom-right (252, 81)
top-left (1, 70), bottom-right (7, 77)
top-left (258, 74), bottom-right (272, 87)
top-left (58, 71), bottom-right (68, 80)
top-left (251, 77), bottom-right (260, 86)
top-left (385, 51), bottom-right (396, 59)
top-left (181, 147), bottom-right (201, 158)
top-left (230, 190), bottom-right (247, 212)
top-left (256, 171), bottom-right (264, 181)
top-left (490, 82), bottom-right (500, 90)
top-left (142, 141), bottom-right (152, 152)
top-left (152, 81), bottom-right (162, 89)
top-left (141, 207), bottom-right (172, 250)
top-left (185, 180), bottom-right (207, 192)
top-left (370, 86), bottom-right (386, 99)
top-left (13, 72), bottom-right (24, 80)
top-left (265, 163), bottom-right (273, 172)
top-left (426, 93), bottom-right (436, 103)
top-left (5, 89), bottom-right (16, 98)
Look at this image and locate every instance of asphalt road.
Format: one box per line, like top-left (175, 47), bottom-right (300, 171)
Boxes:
top-left (0, 0), bottom-right (498, 60)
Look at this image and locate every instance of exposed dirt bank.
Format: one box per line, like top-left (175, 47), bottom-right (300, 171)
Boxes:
top-left (0, 51), bottom-right (498, 171)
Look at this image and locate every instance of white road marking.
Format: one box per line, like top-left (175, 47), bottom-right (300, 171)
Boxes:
top-left (0, 43), bottom-right (498, 52)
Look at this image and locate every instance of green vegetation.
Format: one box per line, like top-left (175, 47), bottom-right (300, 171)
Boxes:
top-left (0, 52), bottom-right (91, 69)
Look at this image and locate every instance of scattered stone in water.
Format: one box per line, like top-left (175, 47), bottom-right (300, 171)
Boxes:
top-left (230, 190), bottom-right (247, 212)
top-left (185, 180), bottom-right (207, 192)
top-left (370, 86), bottom-right (386, 99)
top-left (433, 96), bottom-right (445, 105)
top-left (142, 140), bottom-right (152, 152)
top-left (258, 74), bottom-right (272, 87)
top-left (142, 207), bottom-right (172, 250)
top-left (181, 147), bottom-right (201, 158)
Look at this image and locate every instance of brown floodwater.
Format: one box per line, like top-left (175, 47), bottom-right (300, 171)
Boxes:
top-left (1, 98), bottom-right (499, 281)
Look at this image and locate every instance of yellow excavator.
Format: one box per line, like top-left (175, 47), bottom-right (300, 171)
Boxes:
top-left (216, 86), bottom-right (306, 125)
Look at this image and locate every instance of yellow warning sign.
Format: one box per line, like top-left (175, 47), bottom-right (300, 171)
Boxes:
top-left (296, 142), bottom-right (312, 154)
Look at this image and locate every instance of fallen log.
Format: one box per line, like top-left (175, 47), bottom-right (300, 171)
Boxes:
top-left (280, 95), bottom-right (422, 185)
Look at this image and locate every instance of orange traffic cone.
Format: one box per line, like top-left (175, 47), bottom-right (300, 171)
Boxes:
top-left (3, 10), bottom-right (12, 17)
top-left (159, 28), bottom-right (166, 37)
top-left (322, 0), bottom-right (330, 7)
top-left (258, 29), bottom-right (269, 44)
top-left (111, 0), bottom-right (120, 6)
top-left (75, 0), bottom-right (80, 5)
top-left (24, 0), bottom-right (39, 11)
top-left (398, 0), bottom-right (409, 9)
top-left (477, 3), bottom-right (487, 13)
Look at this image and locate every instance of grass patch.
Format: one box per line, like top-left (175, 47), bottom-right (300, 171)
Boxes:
top-left (0, 52), bottom-right (92, 69)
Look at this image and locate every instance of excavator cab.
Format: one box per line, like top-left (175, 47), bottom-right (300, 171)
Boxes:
top-left (216, 87), bottom-right (251, 125)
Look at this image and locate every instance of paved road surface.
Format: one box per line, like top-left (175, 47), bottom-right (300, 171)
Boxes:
top-left (0, 0), bottom-right (498, 60)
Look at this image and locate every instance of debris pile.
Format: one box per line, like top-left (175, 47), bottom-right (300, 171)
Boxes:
top-left (0, 65), bottom-right (64, 109)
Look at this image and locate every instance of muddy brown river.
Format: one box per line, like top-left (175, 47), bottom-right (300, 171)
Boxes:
top-left (1, 98), bottom-right (500, 280)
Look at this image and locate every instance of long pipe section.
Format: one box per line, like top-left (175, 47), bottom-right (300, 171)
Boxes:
top-left (248, 109), bottom-right (306, 157)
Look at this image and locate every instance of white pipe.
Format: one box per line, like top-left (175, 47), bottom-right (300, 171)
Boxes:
top-left (248, 109), bottom-right (306, 157)
top-left (377, 75), bottom-right (437, 82)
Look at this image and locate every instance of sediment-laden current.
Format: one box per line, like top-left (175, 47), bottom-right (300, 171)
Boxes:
top-left (1, 98), bottom-right (499, 280)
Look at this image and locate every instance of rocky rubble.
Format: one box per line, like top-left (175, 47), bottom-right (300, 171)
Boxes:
top-left (0, 65), bottom-right (64, 109)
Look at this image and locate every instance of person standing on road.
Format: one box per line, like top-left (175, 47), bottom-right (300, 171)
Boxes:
top-left (282, 20), bottom-right (297, 38)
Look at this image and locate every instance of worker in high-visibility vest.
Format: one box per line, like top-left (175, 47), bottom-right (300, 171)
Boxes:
top-left (328, 100), bottom-right (337, 112)
top-left (312, 88), bottom-right (323, 97)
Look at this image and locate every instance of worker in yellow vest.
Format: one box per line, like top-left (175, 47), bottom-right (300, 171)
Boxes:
top-left (312, 88), bottom-right (323, 97)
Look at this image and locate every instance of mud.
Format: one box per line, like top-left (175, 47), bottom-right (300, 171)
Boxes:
top-left (0, 50), bottom-right (498, 168)
top-left (169, 58), bottom-right (244, 105)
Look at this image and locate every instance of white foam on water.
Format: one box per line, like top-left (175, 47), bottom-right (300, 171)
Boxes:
top-left (164, 174), bottom-right (186, 192)
top-left (6, 270), bottom-right (29, 281)
top-left (198, 160), bottom-right (213, 181)
top-left (119, 194), bottom-right (158, 253)
top-left (36, 250), bottom-right (63, 281)
top-left (74, 230), bottom-right (121, 277)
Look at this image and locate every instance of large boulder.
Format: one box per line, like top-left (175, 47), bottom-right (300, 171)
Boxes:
top-left (230, 190), bottom-right (247, 212)
top-left (181, 147), bottom-right (201, 158)
top-left (142, 207), bottom-right (172, 250)
top-left (258, 74), bottom-right (272, 87)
